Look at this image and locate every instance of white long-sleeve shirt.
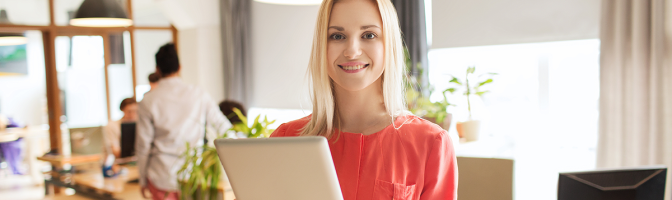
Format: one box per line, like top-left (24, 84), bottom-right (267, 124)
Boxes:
top-left (136, 77), bottom-right (231, 191)
top-left (102, 119), bottom-right (121, 158)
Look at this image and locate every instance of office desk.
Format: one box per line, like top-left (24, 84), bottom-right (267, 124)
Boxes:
top-left (70, 166), bottom-right (139, 199)
top-left (38, 154), bottom-right (102, 195)
top-left (37, 154), bottom-right (102, 166)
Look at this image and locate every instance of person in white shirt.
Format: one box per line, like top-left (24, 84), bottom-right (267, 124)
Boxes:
top-left (136, 43), bottom-right (232, 200)
top-left (103, 98), bottom-right (137, 159)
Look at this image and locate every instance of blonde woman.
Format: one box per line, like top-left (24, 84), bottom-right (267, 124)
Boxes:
top-left (270, 0), bottom-right (457, 199)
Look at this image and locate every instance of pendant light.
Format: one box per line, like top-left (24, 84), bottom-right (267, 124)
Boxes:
top-left (0, 33), bottom-right (27, 46)
top-left (70, 0), bottom-right (133, 27)
top-left (254, 0), bottom-right (322, 5)
top-left (0, 10), bottom-right (27, 46)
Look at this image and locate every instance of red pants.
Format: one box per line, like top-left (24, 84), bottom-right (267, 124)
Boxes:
top-left (147, 179), bottom-right (179, 200)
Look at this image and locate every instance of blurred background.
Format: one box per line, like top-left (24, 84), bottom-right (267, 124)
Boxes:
top-left (0, 0), bottom-right (670, 200)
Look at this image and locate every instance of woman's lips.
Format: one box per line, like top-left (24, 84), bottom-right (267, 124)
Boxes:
top-left (338, 64), bottom-right (370, 73)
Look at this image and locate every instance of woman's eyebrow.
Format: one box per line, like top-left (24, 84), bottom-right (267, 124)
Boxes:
top-left (328, 26), bottom-right (344, 31)
top-left (328, 25), bottom-right (381, 31)
top-left (361, 25), bottom-right (380, 30)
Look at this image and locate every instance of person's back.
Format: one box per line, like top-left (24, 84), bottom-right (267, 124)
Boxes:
top-left (135, 43), bottom-right (231, 199)
top-left (139, 77), bottom-right (218, 157)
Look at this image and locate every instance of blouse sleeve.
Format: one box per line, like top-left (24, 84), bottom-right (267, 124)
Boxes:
top-left (420, 131), bottom-right (458, 200)
top-left (269, 123), bottom-right (289, 137)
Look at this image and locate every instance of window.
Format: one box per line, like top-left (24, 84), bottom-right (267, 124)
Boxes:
top-left (428, 39), bottom-right (600, 200)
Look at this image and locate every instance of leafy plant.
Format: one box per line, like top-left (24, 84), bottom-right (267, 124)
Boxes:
top-left (177, 108), bottom-right (276, 200)
top-left (445, 66), bottom-right (497, 120)
top-left (177, 143), bottom-right (221, 200)
top-left (407, 86), bottom-right (453, 124)
top-left (229, 108), bottom-right (276, 138)
top-left (404, 47), bottom-right (453, 124)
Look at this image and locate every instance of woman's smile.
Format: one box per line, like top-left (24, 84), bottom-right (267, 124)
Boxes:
top-left (338, 61), bottom-right (370, 73)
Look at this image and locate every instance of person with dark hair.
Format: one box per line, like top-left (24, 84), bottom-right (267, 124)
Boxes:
top-left (218, 100), bottom-right (246, 124)
top-left (103, 98), bottom-right (137, 159)
top-left (136, 43), bottom-right (232, 200)
top-left (148, 72), bottom-right (160, 91)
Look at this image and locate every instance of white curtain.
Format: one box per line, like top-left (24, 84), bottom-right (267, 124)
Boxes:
top-left (597, 0), bottom-right (672, 199)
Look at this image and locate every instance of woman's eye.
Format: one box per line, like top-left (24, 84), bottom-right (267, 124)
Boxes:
top-left (330, 34), bottom-right (345, 40)
top-left (362, 33), bottom-right (377, 39)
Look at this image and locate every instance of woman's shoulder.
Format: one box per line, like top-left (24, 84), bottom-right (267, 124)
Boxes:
top-left (395, 114), bottom-right (448, 139)
top-left (393, 115), bottom-right (454, 154)
top-left (270, 115), bottom-right (312, 137)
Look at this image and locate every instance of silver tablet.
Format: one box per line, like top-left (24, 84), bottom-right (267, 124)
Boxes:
top-left (214, 136), bottom-right (343, 200)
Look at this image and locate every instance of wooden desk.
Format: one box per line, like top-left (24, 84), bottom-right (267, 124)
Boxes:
top-left (72, 166), bottom-right (139, 195)
top-left (37, 154), bottom-right (102, 166)
top-left (38, 154), bottom-right (102, 196)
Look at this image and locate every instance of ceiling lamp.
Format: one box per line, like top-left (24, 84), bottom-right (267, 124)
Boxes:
top-left (70, 0), bottom-right (133, 27)
top-left (0, 33), bottom-right (27, 46)
top-left (254, 0), bottom-right (322, 5)
top-left (0, 10), bottom-right (27, 46)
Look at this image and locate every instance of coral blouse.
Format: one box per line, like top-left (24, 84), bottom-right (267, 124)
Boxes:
top-left (270, 114), bottom-right (458, 200)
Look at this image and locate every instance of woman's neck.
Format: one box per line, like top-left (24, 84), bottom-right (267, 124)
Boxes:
top-left (333, 78), bottom-right (390, 135)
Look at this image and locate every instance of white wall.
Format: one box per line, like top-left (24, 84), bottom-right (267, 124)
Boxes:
top-left (153, 0), bottom-right (318, 109)
top-left (156, 0), bottom-right (226, 102)
top-left (250, 2), bottom-right (318, 110)
top-left (178, 26), bottom-right (225, 102)
top-left (431, 0), bottom-right (601, 48)
top-left (133, 30), bottom-right (173, 87)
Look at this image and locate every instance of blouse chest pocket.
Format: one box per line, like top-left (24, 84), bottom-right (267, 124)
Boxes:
top-left (372, 179), bottom-right (416, 200)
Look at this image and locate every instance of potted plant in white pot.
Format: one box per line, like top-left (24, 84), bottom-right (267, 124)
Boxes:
top-left (177, 108), bottom-right (276, 200)
top-left (445, 66), bottom-right (496, 142)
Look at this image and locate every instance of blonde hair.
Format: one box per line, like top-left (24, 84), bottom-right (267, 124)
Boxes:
top-left (300, 0), bottom-right (407, 138)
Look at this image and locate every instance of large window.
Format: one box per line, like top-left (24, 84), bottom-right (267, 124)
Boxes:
top-left (428, 39), bottom-right (600, 200)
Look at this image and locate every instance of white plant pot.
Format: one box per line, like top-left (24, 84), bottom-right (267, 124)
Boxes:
top-left (456, 120), bottom-right (481, 142)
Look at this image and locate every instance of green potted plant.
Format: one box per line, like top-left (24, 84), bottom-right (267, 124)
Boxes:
top-left (445, 66), bottom-right (496, 142)
top-left (177, 108), bottom-right (276, 200)
top-left (404, 48), bottom-right (453, 130)
top-left (407, 86), bottom-right (454, 130)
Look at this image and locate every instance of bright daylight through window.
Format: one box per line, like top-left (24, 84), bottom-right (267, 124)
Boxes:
top-left (428, 39), bottom-right (600, 200)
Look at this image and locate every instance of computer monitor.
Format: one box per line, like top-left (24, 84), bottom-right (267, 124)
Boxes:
top-left (558, 166), bottom-right (667, 200)
top-left (120, 123), bottom-right (136, 158)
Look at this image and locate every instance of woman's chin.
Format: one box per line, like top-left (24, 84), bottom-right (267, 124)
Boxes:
top-left (333, 79), bottom-right (380, 92)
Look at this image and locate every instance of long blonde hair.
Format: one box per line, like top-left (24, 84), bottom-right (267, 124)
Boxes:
top-left (300, 0), bottom-right (407, 138)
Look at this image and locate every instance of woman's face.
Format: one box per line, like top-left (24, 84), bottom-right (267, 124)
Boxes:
top-left (326, 0), bottom-right (384, 92)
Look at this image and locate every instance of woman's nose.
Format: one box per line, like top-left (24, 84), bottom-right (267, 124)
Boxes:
top-left (343, 39), bottom-right (362, 59)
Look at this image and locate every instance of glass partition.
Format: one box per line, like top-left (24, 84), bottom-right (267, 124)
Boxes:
top-left (0, 31), bottom-right (48, 128)
top-left (107, 31), bottom-right (134, 120)
top-left (55, 35), bottom-right (108, 128)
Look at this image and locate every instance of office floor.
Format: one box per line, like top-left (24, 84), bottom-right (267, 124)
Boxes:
top-left (0, 173), bottom-right (144, 200)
